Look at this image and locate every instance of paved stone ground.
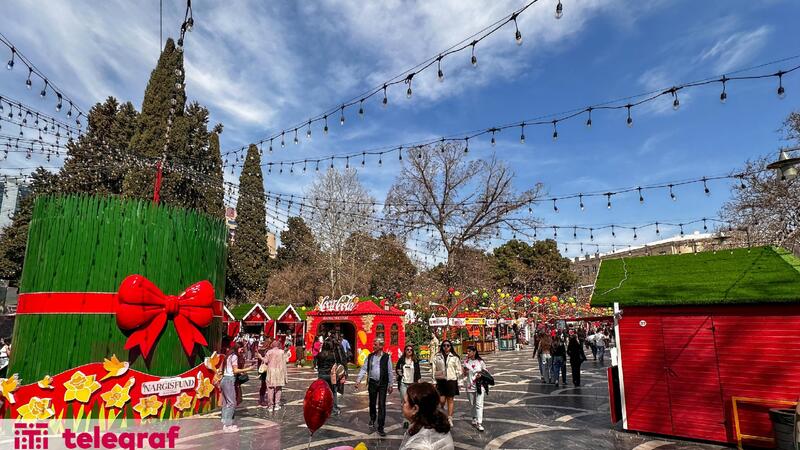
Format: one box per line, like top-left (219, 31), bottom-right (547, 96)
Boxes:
top-left (202, 348), bottom-right (727, 450)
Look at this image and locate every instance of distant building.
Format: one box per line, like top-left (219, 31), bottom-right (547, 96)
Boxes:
top-left (0, 177), bottom-right (31, 229)
top-left (224, 206), bottom-right (277, 259)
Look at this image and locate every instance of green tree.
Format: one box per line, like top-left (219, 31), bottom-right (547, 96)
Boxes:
top-left (226, 144), bottom-right (269, 302)
top-left (275, 216), bottom-right (318, 270)
top-left (59, 97), bottom-right (138, 195)
top-left (492, 239), bottom-right (576, 295)
top-left (122, 38), bottom-right (187, 205)
top-left (0, 169), bottom-right (61, 282)
top-left (201, 129), bottom-right (225, 219)
top-left (368, 234), bottom-right (417, 296)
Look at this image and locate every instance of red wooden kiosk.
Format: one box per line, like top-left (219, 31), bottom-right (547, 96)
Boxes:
top-left (592, 246), bottom-right (800, 447)
top-left (223, 305), bottom-right (239, 338)
top-left (266, 304), bottom-right (307, 363)
top-left (305, 295), bottom-right (406, 363)
top-left (229, 303), bottom-right (272, 335)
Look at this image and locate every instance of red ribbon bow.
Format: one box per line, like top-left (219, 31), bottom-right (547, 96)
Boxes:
top-left (116, 275), bottom-right (214, 358)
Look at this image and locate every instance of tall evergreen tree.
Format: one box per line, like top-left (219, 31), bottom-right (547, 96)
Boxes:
top-left (201, 128), bottom-right (225, 219)
top-left (226, 144), bottom-right (269, 302)
top-left (0, 168), bottom-right (60, 282)
top-left (59, 97), bottom-right (138, 195)
top-left (275, 216), bottom-right (318, 270)
top-left (122, 38), bottom-right (188, 205)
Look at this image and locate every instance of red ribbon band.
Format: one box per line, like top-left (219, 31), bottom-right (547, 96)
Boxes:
top-left (17, 275), bottom-right (223, 358)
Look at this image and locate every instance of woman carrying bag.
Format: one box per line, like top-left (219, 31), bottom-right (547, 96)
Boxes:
top-left (431, 339), bottom-right (461, 426)
top-left (567, 334), bottom-right (587, 386)
top-left (396, 345), bottom-right (422, 429)
top-left (264, 340), bottom-right (288, 411)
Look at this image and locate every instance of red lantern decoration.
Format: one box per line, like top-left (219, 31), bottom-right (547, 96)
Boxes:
top-left (513, 294), bottom-right (523, 303)
top-left (395, 292), bottom-right (402, 299)
top-left (551, 295), bottom-right (558, 303)
top-left (304, 379), bottom-right (333, 434)
top-left (448, 287), bottom-right (455, 294)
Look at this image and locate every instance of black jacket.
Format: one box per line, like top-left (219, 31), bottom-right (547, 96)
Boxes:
top-left (395, 357), bottom-right (421, 389)
top-left (475, 369), bottom-right (495, 395)
top-left (567, 339), bottom-right (587, 363)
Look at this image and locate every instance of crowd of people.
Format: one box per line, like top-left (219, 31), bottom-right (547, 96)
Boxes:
top-left (215, 323), bottom-right (612, 448)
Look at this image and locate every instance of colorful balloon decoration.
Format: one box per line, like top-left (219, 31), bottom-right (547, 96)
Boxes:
top-left (357, 330), bottom-right (367, 345)
top-left (357, 348), bottom-right (370, 366)
top-left (304, 379), bottom-right (334, 434)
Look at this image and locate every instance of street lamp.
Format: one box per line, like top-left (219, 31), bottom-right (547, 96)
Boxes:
top-left (767, 147), bottom-right (800, 181)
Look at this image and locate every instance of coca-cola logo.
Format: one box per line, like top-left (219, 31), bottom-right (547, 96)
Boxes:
top-left (318, 295), bottom-right (358, 312)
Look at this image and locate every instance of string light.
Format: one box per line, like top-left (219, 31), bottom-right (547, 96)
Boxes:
top-left (606, 193), bottom-right (612, 209)
top-left (703, 177), bottom-right (710, 196)
top-left (552, 120), bottom-right (558, 141)
top-left (638, 187), bottom-right (644, 204)
top-left (555, 1), bottom-right (563, 19)
top-left (579, 194), bottom-right (584, 211)
top-left (671, 88), bottom-right (680, 110)
top-left (358, 100), bottom-right (365, 117)
top-left (471, 41), bottom-right (478, 67)
top-left (339, 106), bottom-right (345, 126)
top-left (777, 71), bottom-right (786, 99)
top-left (720, 75), bottom-right (728, 103)
top-left (519, 123), bottom-right (526, 143)
top-left (512, 13), bottom-right (522, 45)
top-left (490, 128), bottom-right (497, 146)
top-left (552, 198), bottom-right (558, 213)
top-left (585, 107), bottom-right (592, 127)
top-left (669, 184), bottom-right (676, 201)
top-left (437, 56), bottom-right (444, 82)
top-left (626, 104), bottom-right (633, 127)
top-left (405, 73), bottom-right (414, 99)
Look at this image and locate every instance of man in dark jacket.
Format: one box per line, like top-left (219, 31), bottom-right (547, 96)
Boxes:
top-left (355, 338), bottom-right (395, 437)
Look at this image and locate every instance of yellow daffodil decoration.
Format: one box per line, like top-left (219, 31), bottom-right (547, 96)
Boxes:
top-left (100, 354), bottom-right (130, 381)
top-left (16, 396), bottom-right (55, 421)
top-left (100, 377), bottom-right (135, 409)
top-left (195, 373), bottom-right (214, 399)
top-left (133, 395), bottom-right (163, 419)
top-left (0, 374), bottom-right (21, 404)
top-left (63, 370), bottom-right (102, 403)
top-left (173, 392), bottom-right (193, 411)
top-left (203, 351), bottom-right (221, 371)
top-left (37, 375), bottom-right (55, 390)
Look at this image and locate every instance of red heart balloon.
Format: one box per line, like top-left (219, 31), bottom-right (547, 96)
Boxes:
top-left (304, 379), bottom-right (334, 434)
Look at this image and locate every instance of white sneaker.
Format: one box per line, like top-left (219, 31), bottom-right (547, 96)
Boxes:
top-left (222, 425), bottom-right (239, 433)
top-left (476, 423), bottom-right (485, 432)
top-left (471, 418), bottom-right (478, 426)
top-left (273, 405), bottom-right (281, 411)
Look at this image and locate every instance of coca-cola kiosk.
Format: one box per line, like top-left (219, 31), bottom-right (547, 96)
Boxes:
top-left (305, 295), bottom-right (406, 364)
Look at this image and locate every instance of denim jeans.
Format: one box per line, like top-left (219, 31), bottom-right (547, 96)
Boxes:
top-left (467, 390), bottom-right (484, 424)
top-left (537, 353), bottom-right (544, 380)
top-left (220, 376), bottom-right (236, 427)
top-left (399, 383), bottom-right (411, 424)
top-left (597, 346), bottom-right (605, 364)
top-left (551, 356), bottom-right (564, 385)
top-left (541, 354), bottom-right (552, 383)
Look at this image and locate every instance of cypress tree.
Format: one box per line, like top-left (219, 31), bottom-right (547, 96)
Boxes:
top-left (59, 97), bottom-right (138, 195)
top-left (0, 168), bottom-right (60, 282)
top-left (226, 144), bottom-right (269, 301)
top-left (122, 38), bottom-right (187, 204)
top-left (200, 127), bottom-right (225, 219)
top-left (275, 216), bottom-right (318, 270)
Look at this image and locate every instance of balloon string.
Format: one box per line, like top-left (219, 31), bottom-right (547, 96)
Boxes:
top-left (307, 433), bottom-right (313, 450)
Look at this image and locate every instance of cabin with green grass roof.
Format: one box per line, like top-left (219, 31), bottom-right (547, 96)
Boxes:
top-left (591, 246), bottom-right (800, 445)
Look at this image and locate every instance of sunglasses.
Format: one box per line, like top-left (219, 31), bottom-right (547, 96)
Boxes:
top-left (443, 344), bottom-right (451, 347)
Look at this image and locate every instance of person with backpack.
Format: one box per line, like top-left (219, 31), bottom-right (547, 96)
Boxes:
top-left (551, 336), bottom-right (567, 387)
top-left (219, 342), bottom-right (253, 433)
top-left (395, 344), bottom-right (422, 429)
top-left (355, 338), bottom-right (395, 437)
top-left (463, 345), bottom-right (487, 432)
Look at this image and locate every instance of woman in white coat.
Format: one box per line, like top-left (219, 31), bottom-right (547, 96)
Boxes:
top-left (431, 339), bottom-right (461, 426)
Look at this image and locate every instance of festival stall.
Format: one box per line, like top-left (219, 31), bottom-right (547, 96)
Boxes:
top-left (305, 295), bottom-right (406, 364)
top-left (229, 303), bottom-right (271, 335)
top-left (266, 305), bottom-right (307, 363)
top-left (1, 196), bottom-right (226, 420)
top-left (223, 305), bottom-right (239, 339)
top-left (592, 246), bottom-right (800, 447)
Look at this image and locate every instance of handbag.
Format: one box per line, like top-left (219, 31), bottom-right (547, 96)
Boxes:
top-left (330, 363), bottom-right (345, 385)
top-left (235, 373), bottom-right (249, 384)
top-left (258, 363), bottom-right (268, 374)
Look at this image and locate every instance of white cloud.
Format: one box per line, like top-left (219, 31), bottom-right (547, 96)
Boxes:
top-left (697, 25), bottom-right (772, 74)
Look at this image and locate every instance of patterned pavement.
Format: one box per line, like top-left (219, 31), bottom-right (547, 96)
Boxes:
top-left (201, 348), bottom-right (726, 450)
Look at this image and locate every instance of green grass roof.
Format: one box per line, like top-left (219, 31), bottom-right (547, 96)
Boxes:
top-left (591, 246), bottom-right (800, 307)
top-left (230, 303), bottom-right (257, 320)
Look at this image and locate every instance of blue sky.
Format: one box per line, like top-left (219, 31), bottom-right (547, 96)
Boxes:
top-left (1, 0), bottom-right (799, 263)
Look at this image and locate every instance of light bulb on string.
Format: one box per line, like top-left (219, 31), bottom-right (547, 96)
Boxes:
top-left (464, 137), bottom-right (469, 153)
top-left (655, 222), bottom-right (660, 235)
top-left (720, 76), bottom-right (728, 103)
top-left (573, 227), bottom-right (577, 239)
top-left (552, 226), bottom-right (558, 239)
top-left (398, 146), bottom-right (404, 160)
top-left (437, 56), bottom-right (444, 82)
top-left (40, 80), bottom-right (48, 98)
top-left (611, 225), bottom-right (616, 238)
top-left (703, 177), bottom-right (710, 196)
top-left (490, 129), bottom-right (496, 146)
top-left (340, 106), bottom-right (345, 125)
top-left (280, 131), bottom-right (285, 147)
top-left (470, 41), bottom-right (478, 67)
top-left (552, 198), bottom-right (558, 213)
top-left (269, 138), bottom-right (273, 153)
top-left (306, 121), bottom-right (312, 139)
top-left (406, 80), bottom-right (413, 99)
top-left (555, 1), bottom-right (563, 19)
top-left (638, 187), bottom-right (644, 204)
top-left (679, 224), bottom-right (685, 237)
top-left (25, 68), bottom-right (32, 89)
top-left (586, 108), bottom-right (592, 127)
top-left (606, 193), bottom-right (612, 209)
top-left (777, 71), bottom-right (786, 99)
top-left (512, 13), bottom-right (522, 45)
top-left (738, 176), bottom-right (746, 190)
top-left (323, 115), bottom-right (329, 134)
top-left (6, 47), bottom-right (15, 70)
top-left (361, 152), bottom-right (366, 166)
top-left (552, 121), bottom-right (558, 141)
top-left (633, 227), bottom-right (638, 240)
top-left (519, 123), bottom-right (526, 143)
top-left (579, 194), bottom-right (585, 211)
top-left (669, 184), bottom-right (676, 201)
top-left (671, 88), bottom-right (680, 110)
top-left (382, 84), bottom-right (388, 108)
top-left (626, 104), bottom-right (633, 127)
top-left (703, 218), bottom-right (708, 232)
top-left (358, 99), bottom-right (365, 118)
top-left (589, 228), bottom-right (594, 241)
top-left (293, 128), bottom-right (299, 145)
